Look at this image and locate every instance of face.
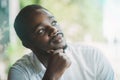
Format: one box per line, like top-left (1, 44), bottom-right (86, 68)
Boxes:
top-left (26, 9), bottom-right (67, 52)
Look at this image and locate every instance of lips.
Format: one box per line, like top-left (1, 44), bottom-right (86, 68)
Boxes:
top-left (50, 32), bottom-right (64, 43)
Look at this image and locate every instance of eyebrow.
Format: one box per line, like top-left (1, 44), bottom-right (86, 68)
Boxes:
top-left (32, 16), bottom-right (55, 32)
top-left (32, 23), bottom-right (42, 32)
top-left (48, 16), bottom-right (54, 20)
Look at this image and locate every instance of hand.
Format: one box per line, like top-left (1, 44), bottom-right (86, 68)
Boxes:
top-left (43, 49), bottom-right (71, 80)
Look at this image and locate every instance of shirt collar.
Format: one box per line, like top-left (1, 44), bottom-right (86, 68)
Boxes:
top-left (30, 52), bottom-right (46, 74)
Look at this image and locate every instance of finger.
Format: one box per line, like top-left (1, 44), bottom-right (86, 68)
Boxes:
top-left (47, 49), bottom-right (64, 54)
top-left (53, 49), bottom-right (64, 54)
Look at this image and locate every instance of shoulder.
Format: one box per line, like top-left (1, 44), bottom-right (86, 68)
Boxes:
top-left (9, 52), bottom-right (44, 76)
top-left (67, 43), bottom-right (109, 67)
top-left (9, 53), bottom-right (35, 74)
top-left (12, 52), bottom-right (34, 68)
top-left (8, 52), bottom-right (45, 80)
top-left (67, 43), bottom-right (114, 79)
top-left (67, 43), bottom-right (102, 57)
top-left (8, 53), bottom-right (34, 80)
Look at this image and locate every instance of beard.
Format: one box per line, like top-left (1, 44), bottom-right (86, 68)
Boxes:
top-left (63, 44), bottom-right (67, 50)
top-left (48, 32), bottom-right (67, 50)
top-left (32, 31), bottom-right (67, 53)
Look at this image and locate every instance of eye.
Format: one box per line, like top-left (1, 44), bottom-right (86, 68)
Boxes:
top-left (36, 29), bottom-right (45, 36)
top-left (51, 21), bottom-right (57, 26)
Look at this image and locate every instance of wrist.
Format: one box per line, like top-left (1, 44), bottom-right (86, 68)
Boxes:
top-left (42, 70), bottom-right (60, 80)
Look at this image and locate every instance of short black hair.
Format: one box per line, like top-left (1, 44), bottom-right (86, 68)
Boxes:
top-left (14, 4), bottom-right (47, 43)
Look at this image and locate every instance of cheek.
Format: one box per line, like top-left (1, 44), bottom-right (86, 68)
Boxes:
top-left (36, 36), bottom-right (50, 45)
top-left (31, 34), bottom-right (50, 50)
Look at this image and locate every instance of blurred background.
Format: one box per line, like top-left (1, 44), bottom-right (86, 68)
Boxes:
top-left (0, 0), bottom-right (120, 80)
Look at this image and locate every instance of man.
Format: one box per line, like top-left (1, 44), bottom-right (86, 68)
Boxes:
top-left (8, 5), bottom-right (114, 80)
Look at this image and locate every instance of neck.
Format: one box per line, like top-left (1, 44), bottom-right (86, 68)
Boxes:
top-left (32, 48), bottom-right (50, 68)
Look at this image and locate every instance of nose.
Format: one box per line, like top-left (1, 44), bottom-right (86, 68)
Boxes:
top-left (48, 26), bottom-right (58, 37)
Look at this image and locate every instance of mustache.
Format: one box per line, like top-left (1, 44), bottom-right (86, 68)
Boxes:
top-left (49, 32), bottom-right (64, 43)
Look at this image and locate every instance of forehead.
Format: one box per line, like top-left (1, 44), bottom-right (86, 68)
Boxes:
top-left (26, 9), bottom-right (54, 32)
top-left (28, 9), bottom-right (54, 25)
top-left (29, 9), bottom-right (53, 22)
top-left (36, 9), bottom-right (52, 16)
top-left (31, 9), bottom-right (53, 20)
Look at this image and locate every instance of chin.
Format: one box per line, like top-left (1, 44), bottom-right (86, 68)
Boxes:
top-left (52, 42), bottom-right (67, 50)
top-left (48, 38), bottom-right (67, 50)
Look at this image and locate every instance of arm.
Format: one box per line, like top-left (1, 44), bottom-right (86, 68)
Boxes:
top-left (42, 49), bottom-right (71, 80)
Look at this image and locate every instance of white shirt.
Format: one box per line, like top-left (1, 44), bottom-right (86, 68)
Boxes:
top-left (8, 44), bottom-right (114, 80)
